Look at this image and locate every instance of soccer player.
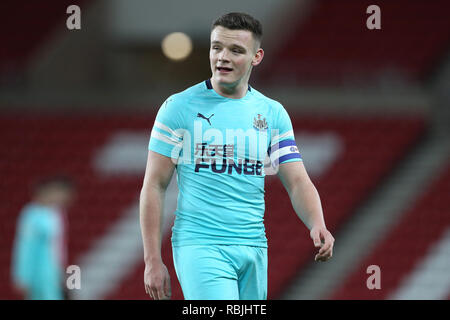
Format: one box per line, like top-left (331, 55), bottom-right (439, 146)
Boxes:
top-left (11, 176), bottom-right (74, 300)
top-left (140, 12), bottom-right (334, 300)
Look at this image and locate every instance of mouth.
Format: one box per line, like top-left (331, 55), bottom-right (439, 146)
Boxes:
top-left (216, 66), bottom-right (233, 73)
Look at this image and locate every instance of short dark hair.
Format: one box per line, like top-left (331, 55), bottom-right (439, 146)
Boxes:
top-left (212, 12), bottom-right (263, 44)
top-left (33, 175), bottom-right (75, 194)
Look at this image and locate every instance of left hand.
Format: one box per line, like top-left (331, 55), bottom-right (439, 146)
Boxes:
top-left (310, 226), bottom-right (335, 262)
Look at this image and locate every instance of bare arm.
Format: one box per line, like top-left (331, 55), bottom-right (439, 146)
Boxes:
top-left (140, 150), bottom-right (176, 299)
top-left (277, 161), bottom-right (335, 261)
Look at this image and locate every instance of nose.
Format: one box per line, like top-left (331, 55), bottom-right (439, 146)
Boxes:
top-left (218, 49), bottom-right (230, 62)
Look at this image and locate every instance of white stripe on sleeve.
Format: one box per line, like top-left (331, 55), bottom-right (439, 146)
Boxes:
top-left (151, 129), bottom-right (182, 146)
top-left (154, 121), bottom-right (183, 140)
top-left (271, 130), bottom-right (294, 146)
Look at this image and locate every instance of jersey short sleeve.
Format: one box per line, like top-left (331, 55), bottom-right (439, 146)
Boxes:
top-left (269, 103), bottom-right (302, 166)
top-left (148, 96), bottom-right (185, 160)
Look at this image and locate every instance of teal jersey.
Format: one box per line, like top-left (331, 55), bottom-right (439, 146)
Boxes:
top-left (148, 79), bottom-right (302, 247)
top-left (11, 203), bottom-right (64, 300)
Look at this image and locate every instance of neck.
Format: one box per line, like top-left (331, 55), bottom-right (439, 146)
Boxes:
top-left (34, 195), bottom-right (59, 210)
top-left (210, 77), bottom-right (249, 99)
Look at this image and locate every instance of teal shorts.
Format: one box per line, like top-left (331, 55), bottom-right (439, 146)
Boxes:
top-left (173, 244), bottom-right (268, 300)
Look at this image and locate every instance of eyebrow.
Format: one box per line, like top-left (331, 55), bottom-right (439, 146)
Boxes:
top-left (211, 41), bottom-right (246, 51)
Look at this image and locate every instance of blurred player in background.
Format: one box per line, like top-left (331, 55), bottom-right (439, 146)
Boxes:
top-left (11, 176), bottom-right (75, 300)
top-left (140, 12), bottom-right (334, 300)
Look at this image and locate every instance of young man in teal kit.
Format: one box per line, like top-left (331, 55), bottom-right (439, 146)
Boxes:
top-left (12, 176), bottom-right (74, 300)
top-left (140, 12), bottom-right (334, 300)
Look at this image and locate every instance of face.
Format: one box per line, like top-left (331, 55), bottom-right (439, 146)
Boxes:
top-left (44, 186), bottom-right (75, 209)
top-left (210, 26), bottom-right (263, 87)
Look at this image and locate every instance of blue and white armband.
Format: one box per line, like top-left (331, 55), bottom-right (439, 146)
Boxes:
top-left (268, 138), bottom-right (302, 167)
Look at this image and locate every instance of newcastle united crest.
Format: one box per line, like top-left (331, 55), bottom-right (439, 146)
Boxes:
top-left (253, 114), bottom-right (268, 131)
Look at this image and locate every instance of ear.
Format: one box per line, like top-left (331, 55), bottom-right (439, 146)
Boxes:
top-left (252, 48), bottom-right (264, 67)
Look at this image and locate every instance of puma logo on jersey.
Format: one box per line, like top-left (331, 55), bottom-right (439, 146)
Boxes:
top-left (197, 113), bottom-right (214, 126)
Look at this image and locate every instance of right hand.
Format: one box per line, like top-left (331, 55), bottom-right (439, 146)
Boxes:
top-left (144, 259), bottom-right (171, 300)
